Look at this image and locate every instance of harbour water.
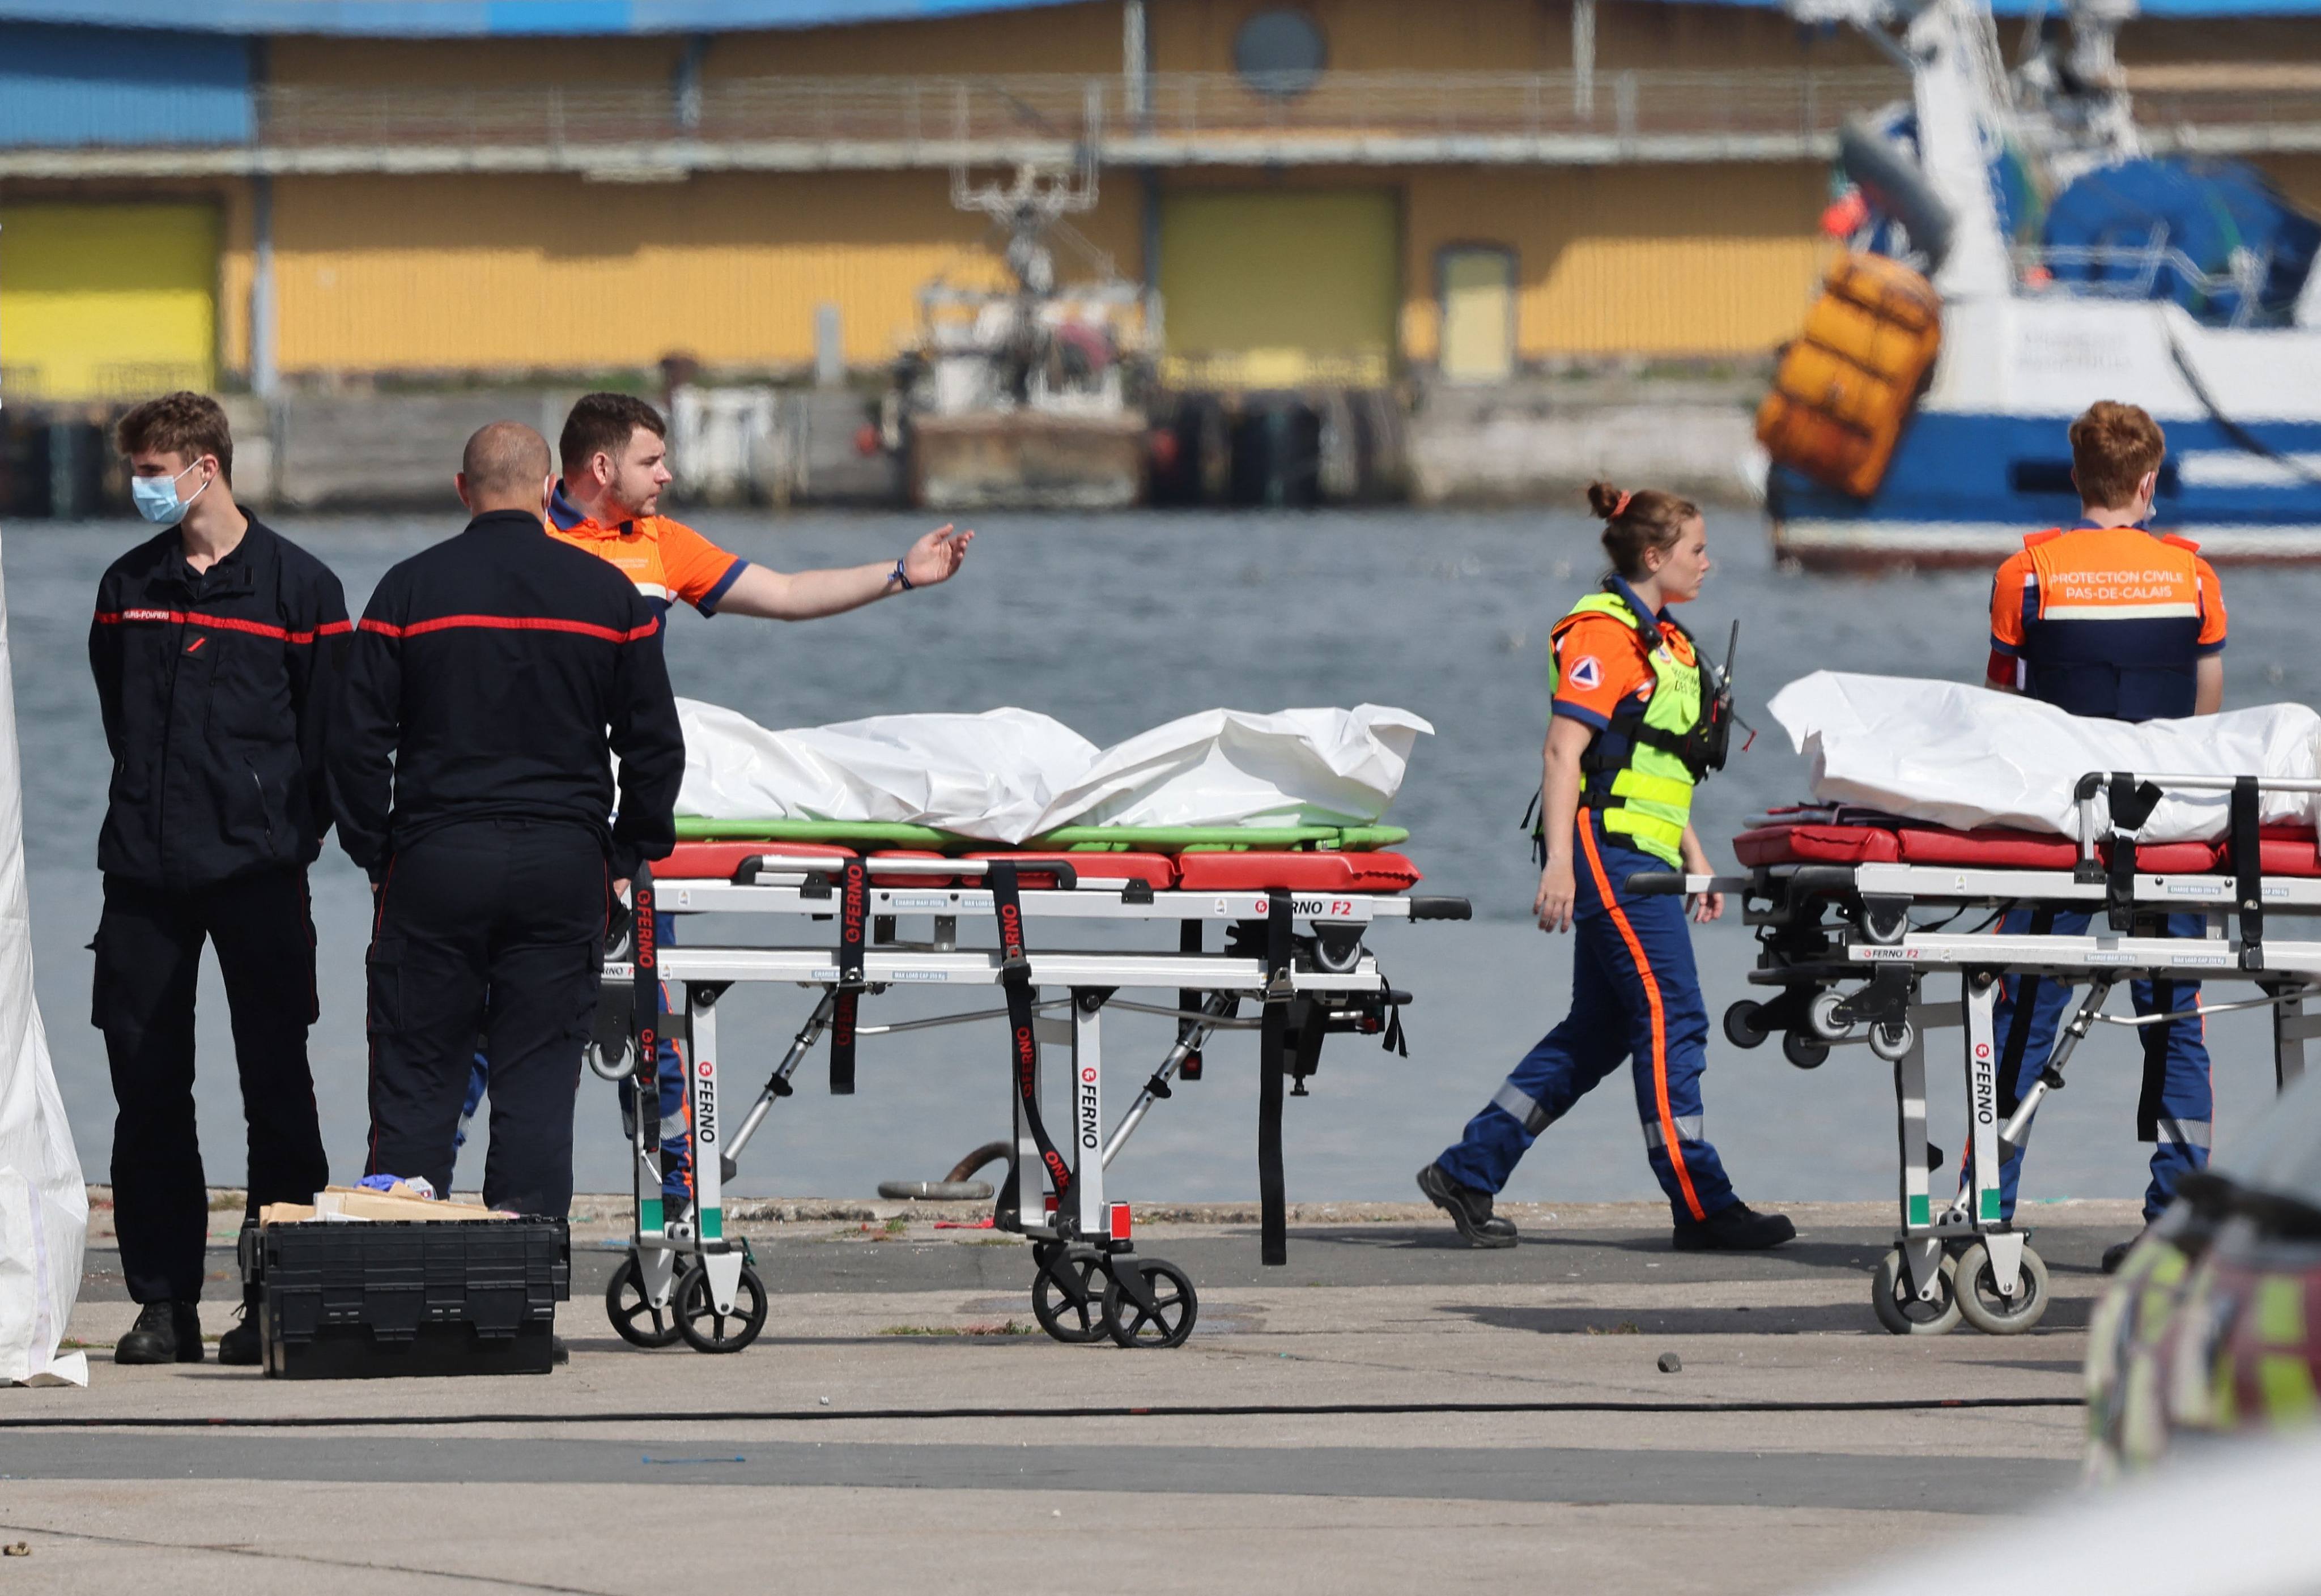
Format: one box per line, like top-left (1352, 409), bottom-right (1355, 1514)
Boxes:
top-left (18, 508), bottom-right (2321, 1210)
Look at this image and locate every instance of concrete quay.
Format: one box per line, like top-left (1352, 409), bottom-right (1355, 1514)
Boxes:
top-left (6, 1198), bottom-right (2128, 1595)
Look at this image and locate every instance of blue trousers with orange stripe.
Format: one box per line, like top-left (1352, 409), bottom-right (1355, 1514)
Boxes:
top-left (1437, 824), bottom-right (1739, 1222)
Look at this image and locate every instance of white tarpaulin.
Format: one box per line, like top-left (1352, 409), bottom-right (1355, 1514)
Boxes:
top-left (1768, 672), bottom-right (2321, 841)
top-left (0, 546), bottom-right (87, 1388)
top-left (675, 700), bottom-right (1431, 843)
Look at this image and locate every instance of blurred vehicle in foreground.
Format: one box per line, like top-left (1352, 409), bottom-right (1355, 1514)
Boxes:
top-left (1806, 1434), bottom-right (2321, 1595)
top-left (2086, 1066), bottom-right (2321, 1475)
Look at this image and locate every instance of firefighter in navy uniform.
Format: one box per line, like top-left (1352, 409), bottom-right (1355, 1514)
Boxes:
top-left (1418, 483), bottom-right (1795, 1253)
top-left (90, 393), bottom-right (348, 1367)
top-left (1981, 401), bottom-right (2228, 1272)
top-left (328, 422), bottom-right (684, 1236)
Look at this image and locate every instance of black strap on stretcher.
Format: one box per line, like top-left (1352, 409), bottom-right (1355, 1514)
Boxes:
top-left (2232, 774), bottom-right (2265, 972)
top-left (1177, 920), bottom-right (1205, 1081)
top-left (2105, 772), bottom-right (2164, 932)
top-left (632, 864), bottom-right (661, 1167)
top-left (989, 861), bottom-right (1073, 1207)
top-left (1258, 888), bottom-right (1292, 1267)
top-left (828, 858), bottom-right (869, 1095)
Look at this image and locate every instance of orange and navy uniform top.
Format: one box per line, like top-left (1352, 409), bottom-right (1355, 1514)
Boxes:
top-left (547, 483), bottom-right (748, 616)
top-left (1987, 523), bottom-right (2226, 724)
top-left (1550, 579), bottom-right (1694, 734)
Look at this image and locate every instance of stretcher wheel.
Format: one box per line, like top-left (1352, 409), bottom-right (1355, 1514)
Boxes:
top-left (673, 1262), bottom-right (768, 1354)
top-left (1782, 1030), bottom-right (1830, 1070)
top-left (1102, 1257), bottom-right (1198, 1350)
top-left (604, 1255), bottom-right (683, 1348)
top-left (1871, 1246), bottom-right (1961, 1336)
top-left (1723, 1001), bottom-right (1769, 1050)
top-left (1809, 990), bottom-right (1851, 1041)
top-left (1310, 929), bottom-right (1366, 974)
top-left (586, 1037), bottom-right (637, 1083)
top-left (1030, 1246), bottom-right (1106, 1344)
top-left (1953, 1241), bottom-right (2051, 1335)
top-left (1868, 1021), bottom-right (1915, 1062)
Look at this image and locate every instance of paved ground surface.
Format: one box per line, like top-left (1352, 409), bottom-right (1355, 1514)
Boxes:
top-left (5, 1198), bottom-right (2132, 1595)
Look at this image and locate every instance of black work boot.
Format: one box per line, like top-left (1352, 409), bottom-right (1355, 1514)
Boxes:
top-left (114, 1300), bottom-right (204, 1365)
top-left (216, 1292), bottom-right (263, 1367)
top-left (1417, 1162), bottom-right (1519, 1249)
top-left (2101, 1232), bottom-right (2151, 1275)
top-left (1672, 1202), bottom-right (1797, 1252)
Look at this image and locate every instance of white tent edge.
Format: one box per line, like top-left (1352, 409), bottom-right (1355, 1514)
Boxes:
top-left (0, 532), bottom-right (88, 1389)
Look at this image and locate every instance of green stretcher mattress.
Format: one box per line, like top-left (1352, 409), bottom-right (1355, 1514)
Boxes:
top-left (670, 817), bottom-right (1412, 853)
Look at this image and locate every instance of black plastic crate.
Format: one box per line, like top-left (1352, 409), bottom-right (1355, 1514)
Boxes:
top-left (244, 1219), bottom-right (570, 1380)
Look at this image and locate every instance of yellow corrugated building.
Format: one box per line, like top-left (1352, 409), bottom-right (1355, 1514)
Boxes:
top-left (2, 0), bottom-right (2318, 397)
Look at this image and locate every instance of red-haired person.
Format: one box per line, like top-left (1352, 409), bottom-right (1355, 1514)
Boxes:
top-left (1419, 484), bottom-right (1795, 1253)
top-left (91, 392), bottom-right (347, 1365)
top-left (1983, 401), bottom-right (2226, 1271)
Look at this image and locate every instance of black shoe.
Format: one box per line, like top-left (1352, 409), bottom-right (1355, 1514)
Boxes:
top-left (1417, 1162), bottom-right (1519, 1249)
top-left (1673, 1202), bottom-right (1797, 1252)
top-left (2101, 1233), bottom-right (2149, 1275)
top-left (114, 1300), bottom-right (203, 1365)
top-left (216, 1303), bottom-right (262, 1367)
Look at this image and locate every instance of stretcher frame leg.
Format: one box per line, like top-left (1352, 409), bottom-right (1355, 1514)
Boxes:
top-left (1962, 971), bottom-right (2005, 1237)
top-left (1889, 984), bottom-right (1949, 1303)
top-left (687, 988), bottom-right (746, 1317)
top-left (1891, 993), bottom-right (1935, 1292)
top-left (1071, 989), bottom-right (1107, 1240)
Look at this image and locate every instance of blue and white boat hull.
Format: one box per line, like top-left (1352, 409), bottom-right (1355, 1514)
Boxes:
top-left (1771, 297), bottom-right (2321, 567)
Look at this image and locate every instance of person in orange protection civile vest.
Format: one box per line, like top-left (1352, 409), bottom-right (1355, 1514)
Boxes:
top-left (1982, 400), bottom-right (2226, 1275)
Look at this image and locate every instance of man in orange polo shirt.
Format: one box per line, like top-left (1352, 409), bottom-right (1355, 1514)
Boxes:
top-left (550, 391), bottom-right (971, 623)
top-left (1982, 401), bottom-right (2224, 1271)
top-left (533, 391), bottom-right (972, 1221)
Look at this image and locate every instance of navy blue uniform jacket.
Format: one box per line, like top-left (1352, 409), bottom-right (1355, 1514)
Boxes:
top-left (327, 509), bottom-right (686, 880)
top-left (89, 518), bottom-right (350, 892)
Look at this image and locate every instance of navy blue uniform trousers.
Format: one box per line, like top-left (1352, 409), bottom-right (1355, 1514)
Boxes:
top-left (365, 818), bottom-right (610, 1218)
top-left (1975, 906), bottom-right (2211, 1222)
top-left (1439, 818), bottom-right (1739, 1222)
top-left (95, 867), bottom-right (329, 1304)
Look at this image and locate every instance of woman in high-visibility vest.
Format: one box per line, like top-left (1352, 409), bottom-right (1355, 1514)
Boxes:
top-left (1418, 482), bottom-right (1794, 1251)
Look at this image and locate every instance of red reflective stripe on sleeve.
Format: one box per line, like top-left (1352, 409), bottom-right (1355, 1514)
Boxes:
top-left (379, 612), bottom-right (660, 644)
top-left (92, 607), bottom-right (342, 643)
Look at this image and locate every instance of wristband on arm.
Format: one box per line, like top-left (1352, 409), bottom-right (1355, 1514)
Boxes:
top-left (890, 557), bottom-right (913, 592)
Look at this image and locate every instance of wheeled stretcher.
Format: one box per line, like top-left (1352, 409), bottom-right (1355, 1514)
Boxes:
top-left (586, 822), bottom-right (1471, 1354)
top-left (1636, 773), bottom-right (2321, 1338)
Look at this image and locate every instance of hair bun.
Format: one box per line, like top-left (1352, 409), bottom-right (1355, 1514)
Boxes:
top-left (1585, 480), bottom-right (1626, 521)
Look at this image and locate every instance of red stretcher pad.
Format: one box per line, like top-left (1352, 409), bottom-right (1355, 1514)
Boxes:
top-left (1732, 821), bottom-right (2321, 877)
top-left (656, 840), bottom-right (1424, 892)
top-left (660, 841), bottom-right (855, 878)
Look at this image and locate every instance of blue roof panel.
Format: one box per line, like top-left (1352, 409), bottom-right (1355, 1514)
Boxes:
top-left (0, 0), bottom-right (2307, 31)
top-left (0, 0), bottom-right (1091, 32)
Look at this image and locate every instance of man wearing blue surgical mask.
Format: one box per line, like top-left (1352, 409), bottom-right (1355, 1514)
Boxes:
top-left (89, 391), bottom-right (348, 1368)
